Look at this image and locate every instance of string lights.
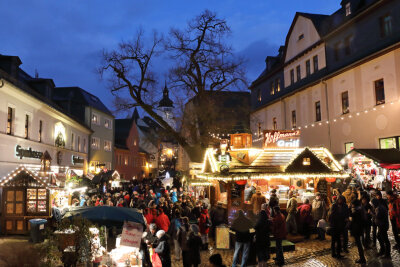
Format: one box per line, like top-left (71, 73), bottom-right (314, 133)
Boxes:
top-left (197, 172), bottom-right (349, 181)
top-left (0, 165), bottom-right (54, 187)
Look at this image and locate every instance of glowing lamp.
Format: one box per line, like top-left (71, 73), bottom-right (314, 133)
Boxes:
top-left (326, 177), bottom-right (336, 183)
top-left (236, 180), bottom-right (247, 186)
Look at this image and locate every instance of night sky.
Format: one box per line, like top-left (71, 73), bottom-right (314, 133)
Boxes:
top-left (2, 0), bottom-right (339, 118)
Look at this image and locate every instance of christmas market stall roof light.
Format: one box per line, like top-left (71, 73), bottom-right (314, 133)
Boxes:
top-left (197, 146), bottom-right (347, 181)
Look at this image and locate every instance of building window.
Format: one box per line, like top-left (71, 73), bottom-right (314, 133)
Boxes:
top-left (104, 118), bottom-right (112, 129)
top-left (345, 3), bottom-right (351, 16)
top-left (275, 78), bottom-right (280, 93)
top-left (91, 137), bottom-right (100, 150)
top-left (290, 69), bottom-right (295, 85)
top-left (344, 36), bottom-right (352, 55)
top-left (345, 142), bottom-right (354, 153)
top-left (273, 117), bottom-right (277, 130)
top-left (298, 34), bottom-right (304, 41)
top-left (71, 133), bottom-right (75, 150)
top-left (291, 110), bottom-right (297, 128)
top-left (375, 79), bottom-right (385, 105)
top-left (334, 42), bottom-right (340, 61)
top-left (7, 107), bottom-right (13, 135)
top-left (296, 65), bottom-right (301, 82)
top-left (270, 81), bottom-right (274, 95)
top-left (257, 88), bottom-right (262, 102)
top-left (341, 91), bottom-right (349, 114)
top-left (380, 137), bottom-right (398, 149)
top-left (104, 140), bottom-right (112, 152)
top-left (83, 138), bottom-right (86, 152)
top-left (258, 123), bottom-right (262, 137)
top-left (306, 60), bottom-right (311, 77)
top-left (380, 14), bottom-right (392, 38)
top-left (313, 55), bottom-right (319, 72)
top-left (315, 101), bottom-right (321, 122)
top-left (92, 113), bottom-right (99, 125)
top-left (24, 114), bottom-right (29, 139)
top-left (39, 120), bottom-right (43, 142)
top-left (77, 136), bottom-right (81, 152)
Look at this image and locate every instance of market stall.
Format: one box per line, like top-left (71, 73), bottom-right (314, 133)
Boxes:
top-left (197, 132), bottom-right (348, 221)
top-left (341, 148), bottom-right (400, 190)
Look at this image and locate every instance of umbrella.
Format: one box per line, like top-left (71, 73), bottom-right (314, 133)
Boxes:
top-left (63, 206), bottom-right (145, 227)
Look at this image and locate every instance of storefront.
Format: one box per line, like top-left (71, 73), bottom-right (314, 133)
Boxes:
top-left (197, 132), bottom-right (348, 221)
top-left (341, 148), bottom-right (400, 191)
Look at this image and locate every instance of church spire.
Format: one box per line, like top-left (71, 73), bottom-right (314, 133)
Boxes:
top-left (158, 81), bottom-right (174, 108)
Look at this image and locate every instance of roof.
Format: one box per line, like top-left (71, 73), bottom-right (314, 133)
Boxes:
top-left (347, 149), bottom-right (400, 164)
top-left (53, 87), bottom-right (113, 116)
top-left (296, 12), bottom-right (330, 36)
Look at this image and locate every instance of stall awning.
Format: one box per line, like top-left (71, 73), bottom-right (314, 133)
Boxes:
top-left (346, 149), bottom-right (400, 165)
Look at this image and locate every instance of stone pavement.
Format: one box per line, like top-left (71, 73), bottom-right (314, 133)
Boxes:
top-left (171, 232), bottom-right (400, 267)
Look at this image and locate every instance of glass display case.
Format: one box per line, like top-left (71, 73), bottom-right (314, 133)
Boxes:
top-left (26, 188), bottom-right (48, 214)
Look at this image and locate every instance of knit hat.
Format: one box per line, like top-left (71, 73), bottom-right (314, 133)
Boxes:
top-left (156, 230), bottom-right (165, 239)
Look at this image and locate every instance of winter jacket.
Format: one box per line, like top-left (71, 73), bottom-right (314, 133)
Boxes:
top-left (311, 199), bottom-right (326, 221)
top-left (251, 192), bottom-right (267, 214)
top-left (269, 194), bottom-right (279, 208)
top-left (155, 212), bottom-right (170, 232)
top-left (187, 232), bottom-right (202, 265)
top-left (350, 206), bottom-right (366, 236)
top-left (297, 203), bottom-right (313, 225)
top-left (254, 211), bottom-right (271, 248)
top-left (272, 213), bottom-right (287, 239)
top-left (286, 197), bottom-right (298, 215)
top-left (244, 186), bottom-right (256, 201)
top-left (328, 201), bottom-right (349, 230)
top-left (375, 203), bottom-right (389, 230)
top-left (210, 206), bottom-right (226, 226)
top-left (154, 235), bottom-right (171, 267)
top-left (177, 224), bottom-right (190, 251)
top-left (171, 192), bottom-right (178, 203)
top-left (199, 209), bottom-right (210, 234)
top-left (388, 197), bottom-right (400, 220)
top-left (231, 210), bottom-right (253, 243)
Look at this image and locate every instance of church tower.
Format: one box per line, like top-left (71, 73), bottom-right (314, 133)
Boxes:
top-left (157, 82), bottom-right (176, 130)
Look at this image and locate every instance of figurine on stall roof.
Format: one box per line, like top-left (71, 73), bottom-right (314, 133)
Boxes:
top-left (90, 228), bottom-right (106, 267)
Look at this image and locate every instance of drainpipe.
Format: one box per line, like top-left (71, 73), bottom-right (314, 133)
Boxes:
top-left (322, 79), bottom-right (332, 150)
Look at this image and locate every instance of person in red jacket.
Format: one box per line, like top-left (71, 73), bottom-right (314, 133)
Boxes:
top-left (297, 198), bottom-right (313, 239)
top-left (155, 208), bottom-right (170, 232)
top-left (198, 207), bottom-right (210, 250)
top-left (387, 190), bottom-right (400, 248)
top-left (144, 208), bottom-right (154, 225)
top-left (272, 206), bottom-right (287, 266)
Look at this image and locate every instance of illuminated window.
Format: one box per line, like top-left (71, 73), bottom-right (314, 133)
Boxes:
top-left (345, 142), bottom-right (354, 153)
top-left (7, 107), bottom-right (13, 135)
top-left (342, 91), bottom-right (349, 114)
top-left (92, 113), bottom-right (100, 125)
top-left (291, 110), bottom-right (297, 128)
top-left (275, 78), bottom-right (280, 93)
top-left (234, 136), bottom-right (242, 146)
top-left (273, 117), bottom-right (277, 130)
top-left (124, 156), bottom-right (129, 165)
top-left (345, 3), bottom-right (351, 16)
top-left (379, 137), bottom-right (397, 149)
top-left (24, 114), bottom-right (29, 139)
top-left (55, 122), bottom-right (66, 148)
top-left (104, 140), bottom-right (112, 151)
top-left (91, 137), bottom-right (100, 150)
top-left (270, 81), bottom-right (274, 95)
top-left (104, 118), bottom-right (112, 129)
top-left (375, 79), bottom-right (385, 105)
top-left (315, 101), bottom-right (321, 122)
top-left (303, 158), bottom-right (311, 165)
top-left (39, 120), bottom-right (43, 142)
top-left (257, 88), bottom-right (262, 101)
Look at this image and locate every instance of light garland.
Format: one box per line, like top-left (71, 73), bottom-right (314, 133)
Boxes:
top-left (190, 182), bottom-right (213, 186)
top-left (196, 172), bottom-right (349, 181)
top-left (253, 100), bottom-right (399, 140)
top-left (0, 165), bottom-right (53, 187)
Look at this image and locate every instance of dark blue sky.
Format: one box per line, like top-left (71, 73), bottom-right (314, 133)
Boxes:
top-left (1, 0), bottom-right (339, 118)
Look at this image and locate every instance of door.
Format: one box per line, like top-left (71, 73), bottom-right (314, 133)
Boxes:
top-left (3, 188), bottom-right (25, 234)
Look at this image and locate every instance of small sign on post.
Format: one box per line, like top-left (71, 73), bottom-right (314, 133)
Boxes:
top-left (120, 221), bottom-right (143, 248)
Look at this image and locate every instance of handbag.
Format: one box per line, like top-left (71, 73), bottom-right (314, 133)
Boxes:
top-left (151, 252), bottom-right (162, 267)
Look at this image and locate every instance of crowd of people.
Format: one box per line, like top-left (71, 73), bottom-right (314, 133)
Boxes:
top-left (69, 177), bottom-right (400, 267)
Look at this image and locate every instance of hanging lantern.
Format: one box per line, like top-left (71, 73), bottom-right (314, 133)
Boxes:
top-left (326, 177), bottom-right (336, 183)
top-left (236, 180), bottom-right (247, 186)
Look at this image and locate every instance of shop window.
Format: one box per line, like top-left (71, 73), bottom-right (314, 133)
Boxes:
top-left (24, 114), bottom-right (29, 139)
top-left (7, 107), bottom-right (14, 135)
top-left (315, 101), bottom-right (321, 122)
top-left (104, 118), bottom-right (112, 129)
top-left (306, 60), bottom-right (311, 77)
top-left (275, 78), bottom-right (281, 93)
top-left (380, 14), bottom-right (392, 38)
top-left (104, 140), bottom-right (112, 151)
top-left (257, 88), bottom-right (262, 101)
top-left (234, 136), bottom-right (242, 146)
top-left (345, 142), bottom-right (354, 153)
top-left (273, 117), bottom-right (277, 130)
top-left (375, 79), bottom-right (385, 105)
top-left (379, 137), bottom-right (397, 149)
top-left (341, 91), bottom-right (349, 114)
top-left (92, 113), bottom-right (100, 125)
top-left (39, 120), bottom-right (43, 142)
top-left (313, 55), bottom-right (319, 72)
top-left (270, 81), bottom-right (274, 95)
top-left (91, 137), bottom-right (100, 150)
top-left (334, 42), bottom-right (341, 61)
top-left (26, 188), bottom-right (47, 214)
top-left (291, 110), bottom-right (296, 128)
top-left (296, 65), bottom-right (301, 82)
top-left (290, 69), bottom-right (295, 85)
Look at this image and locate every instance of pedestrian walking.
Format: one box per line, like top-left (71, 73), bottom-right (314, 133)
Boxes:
top-left (350, 199), bottom-right (366, 264)
top-left (230, 210), bottom-right (254, 267)
top-left (187, 224), bottom-right (203, 267)
top-left (199, 206), bottom-right (211, 250)
top-left (272, 206), bottom-right (286, 266)
top-left (255, 209), bottom-right (271, 267)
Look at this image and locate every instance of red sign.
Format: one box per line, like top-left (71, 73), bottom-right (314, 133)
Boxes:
top-left (263, 130), bottom-right (300, 148)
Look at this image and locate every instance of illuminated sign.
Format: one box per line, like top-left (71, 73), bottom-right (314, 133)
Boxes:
top-left (72, 156), bottom-right (84, 165)
top-left (15, 145), bottom-right (43, 159)
top-left (263, 130), bottom-right (300, 148)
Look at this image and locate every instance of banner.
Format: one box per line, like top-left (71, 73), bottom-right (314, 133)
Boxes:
top-left (120, 221), bottom-right (143, 248)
